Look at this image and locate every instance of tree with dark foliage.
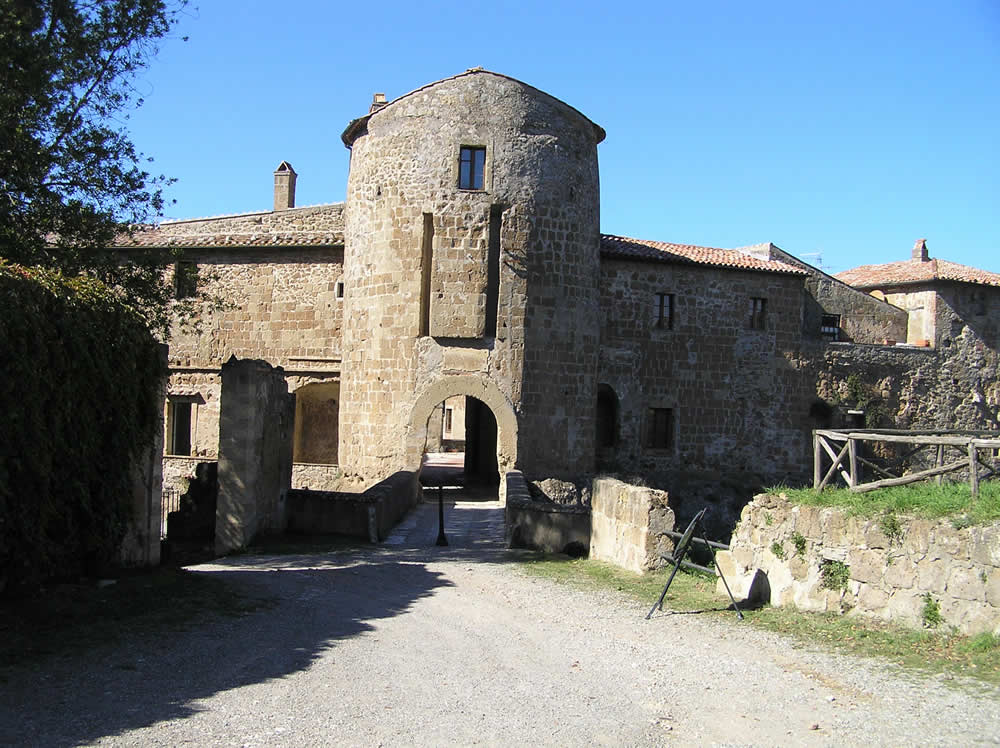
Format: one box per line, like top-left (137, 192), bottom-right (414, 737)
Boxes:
top-left (0, 0), bottom-right (187, 334)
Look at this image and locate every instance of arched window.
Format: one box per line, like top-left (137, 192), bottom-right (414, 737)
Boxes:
top-left (596, 385), bottom-right (618, 448)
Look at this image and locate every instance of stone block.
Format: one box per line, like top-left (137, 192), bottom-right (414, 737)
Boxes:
top-left (884, 556), bottom-right (917, 590)
top-left (947, 565), bottom-right (986, 602)
top-left (985, 568), bottom-right (1000, 607)
top-left (903, 519), bottom-right (932, 555)
top-left (857, 582), bottom-right (890, 612)
top-left (916, 559), bottom-right (949, 594)
top-left (847, 548), bottom-right (884, 585)
top-left (970, 525), bottom-right (1000, 567)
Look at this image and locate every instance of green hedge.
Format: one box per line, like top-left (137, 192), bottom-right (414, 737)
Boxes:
top-left (0, 261), bottom-right (165, 595)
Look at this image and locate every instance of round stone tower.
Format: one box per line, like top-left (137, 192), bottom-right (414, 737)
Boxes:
top-left (339, 69), bottom-right (605, 486)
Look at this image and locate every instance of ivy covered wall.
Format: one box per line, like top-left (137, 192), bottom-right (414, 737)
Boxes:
top-left (0, 262), bottom-right (165, 595)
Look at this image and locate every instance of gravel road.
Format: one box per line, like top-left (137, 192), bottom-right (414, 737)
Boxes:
top-left (1, 500), bottom-right (998, 747)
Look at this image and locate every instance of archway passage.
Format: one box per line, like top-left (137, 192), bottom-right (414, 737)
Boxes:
top-left (420, 396), bottom-right (499, 500)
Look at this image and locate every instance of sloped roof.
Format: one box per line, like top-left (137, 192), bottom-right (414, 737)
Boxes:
top-left (600, 235), bottom-right (807, 275)
top-left (835, 258), bottom-right (1000, 289)
top-left (115, 203), bottom-right (345, 249)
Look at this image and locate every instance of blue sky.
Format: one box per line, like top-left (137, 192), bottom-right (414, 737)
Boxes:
top-left (127, 0), bottom-right (999, 274)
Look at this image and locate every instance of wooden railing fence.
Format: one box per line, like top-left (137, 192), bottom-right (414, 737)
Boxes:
top-left (813, 429), bottom-right (1000, 497)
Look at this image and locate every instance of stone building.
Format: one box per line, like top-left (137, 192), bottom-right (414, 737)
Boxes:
top-left (120, 69), bottom-right (998, 529)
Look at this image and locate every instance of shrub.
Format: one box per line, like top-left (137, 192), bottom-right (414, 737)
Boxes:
top-left (820, 560), bottom-right (850, 591)
top-left (0, 263), bottom-right (165, 594)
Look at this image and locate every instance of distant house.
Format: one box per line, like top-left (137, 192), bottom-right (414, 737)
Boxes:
top-left (836, 239), bottom-right (1000, 350)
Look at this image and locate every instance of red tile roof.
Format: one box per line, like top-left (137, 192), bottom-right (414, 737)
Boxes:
top-left (835, 258), bottom-right (1000, 289)
top-left (600, 235), bottom-right (806, 275)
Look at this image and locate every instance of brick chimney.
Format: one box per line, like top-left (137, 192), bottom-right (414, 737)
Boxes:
top-left (912, 238), bottom-right (929, 262)
top-left (369, 93), bottom-right (387, 114)
top-left (273, 161), bottom-right (296, 211)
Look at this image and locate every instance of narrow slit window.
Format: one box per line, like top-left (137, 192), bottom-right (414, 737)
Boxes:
top-left (750, 297), bottom-right (767, 330)
top-left (459, 146), bottom-right (486, 190)
top-left (419, 213), bottom-right (433, 336)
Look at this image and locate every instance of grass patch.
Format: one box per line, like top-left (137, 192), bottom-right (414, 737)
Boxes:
top-left (518, 555), bottom-right (1000, 685)
top-left (0, 567), bottom-right (271, 668)
top-left (772, 481), bottom-right (1000, 525)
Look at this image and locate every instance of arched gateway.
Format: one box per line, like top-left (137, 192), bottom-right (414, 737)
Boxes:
top-left (405, 375), bottom-right (517, 489)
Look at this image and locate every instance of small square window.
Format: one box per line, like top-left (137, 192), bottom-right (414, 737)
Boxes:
top-left (174, 261), bottom-right (198, 300)
top-left (646, 408), bottom-right (673, 450)
top-left (459, 146), bottom-right (486, 190)
top-left (654, 293), bottom-right (674, 330)
top-left (820, 313), bottom-right (840, 341)
top-left (749, 297), bottom-right (767, 330)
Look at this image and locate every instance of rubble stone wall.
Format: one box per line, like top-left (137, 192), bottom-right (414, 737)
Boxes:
top-left (590, 477), bottom-right (675, 573)
top-left (717, 493), bottom-right (1000, 635)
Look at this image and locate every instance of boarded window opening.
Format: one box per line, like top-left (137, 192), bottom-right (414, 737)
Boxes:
top-left (419, 213), bottom-right (433, 336)
top-left (646, 407), bottom-right (673, 450)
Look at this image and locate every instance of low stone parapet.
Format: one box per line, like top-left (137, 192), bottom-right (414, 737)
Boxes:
top-left (505, 470), bottom-right (590, 554)
top-left (717, 493), bottom-right (1000, 635)
top-left (287, 470), bottom-right (420, 542)
top-left (590, 478), bottom-right (675, 573)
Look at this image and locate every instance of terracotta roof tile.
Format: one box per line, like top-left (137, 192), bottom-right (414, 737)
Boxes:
top-left (600, 235), bottom-right (806, 275)
top-left (835, 258), bottom-right (1000, 289)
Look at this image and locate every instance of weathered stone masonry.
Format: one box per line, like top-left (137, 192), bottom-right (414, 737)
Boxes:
top-left (117, 69), bottom-right (999, 556)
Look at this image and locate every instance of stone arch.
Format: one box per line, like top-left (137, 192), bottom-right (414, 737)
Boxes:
top-left (405, 375), bottom-right (517, 476)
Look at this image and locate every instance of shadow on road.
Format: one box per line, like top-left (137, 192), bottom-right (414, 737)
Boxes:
top-left (0, 558), bottom-right (452, 747)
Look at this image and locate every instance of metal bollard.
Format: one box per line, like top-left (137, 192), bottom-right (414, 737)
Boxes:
top-left (435, 483), bottom-right (448, 546)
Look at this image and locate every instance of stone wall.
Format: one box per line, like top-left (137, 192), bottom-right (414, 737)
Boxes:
top-left (215, 359), bottom-right (295, 553)
top-left (717, 493), bottom-right (1000, 635)
top-left (286, 470), bottom-right (420, 541)
top-left (806, 342), bottom-right (997, 434)
top-left (504, 471), bottom-right (591, 554)
top-left (165, 246), bottom-right (344, 370)
top-left (598, 259), bottom-right (808, 481)
top-left (162, 455), bottom-right (215, 496)
top-left (590, 478), bottom-right (674, 574)
top-left (291, 463), bottom-right (342, 491)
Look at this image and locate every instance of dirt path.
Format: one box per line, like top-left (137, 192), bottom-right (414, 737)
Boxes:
top-left (1, 502), bottom-right (997, 746)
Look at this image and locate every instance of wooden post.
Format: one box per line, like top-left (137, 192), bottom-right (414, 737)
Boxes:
top-left (935, 444), bottom-right (944, 486)
top-left (848, 437), bottom-right (858, 488)
top-left (813, 432), bottom-right (821, 489)
top-left (969, 442), bottom-right (979, 500)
